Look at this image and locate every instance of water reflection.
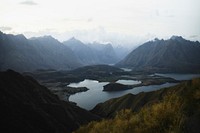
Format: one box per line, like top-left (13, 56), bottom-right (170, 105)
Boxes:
top-left (69, 79), bottom-right (176, 110)
top-left (116, 79), bottom-right (141, 85)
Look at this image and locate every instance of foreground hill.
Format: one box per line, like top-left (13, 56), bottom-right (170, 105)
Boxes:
top-left (0, 70), bottom-right (99, 133)
top-left (116, 36), bottom-right (200, 73)
top-left (76, 78), bottom-right (200, 133)
top-left (0, 31), bottom-right (81, 72)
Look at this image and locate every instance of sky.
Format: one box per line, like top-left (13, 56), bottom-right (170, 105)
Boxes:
top-left (0, 0), bottom-right (200, 47)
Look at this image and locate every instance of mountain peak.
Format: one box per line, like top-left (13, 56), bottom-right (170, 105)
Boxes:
top-left (70, 36), bottom-right (76, 40)
top-left (30, 35), bottom-right (57, 42)
top-left (67, 37), bottom-right (80, 42)
top-left (154, 38), bottom-right (160, 41)
top-left (42, 35), bottom-right (55, 40)
top-left (116, 36), bottom-right (200, 73)
top-left (170, 35), bottom-right (184, 41)
top-left (64, 37), bottom-right (84, 45)
top-left (15, 34), bottom-right (26, 38)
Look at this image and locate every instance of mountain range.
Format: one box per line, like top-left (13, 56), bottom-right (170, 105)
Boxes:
top-left (63, 38), bottom-right (119, 65)
top-left (1, 31), bottom-right (200, 73)
top-left (0, 31), bottom-right (81, 72)
top-left (0, 31), bottom-right (122, 72)
top-left (116, 36), bottom-right (200, 73)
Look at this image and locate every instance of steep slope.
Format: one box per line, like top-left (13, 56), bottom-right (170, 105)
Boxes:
top-left (30, 36), bottom-right (82, 70)
top-left (116, 36), bottom-right (200, 73)
top-left (0, 31), bottom-right (82, 72)
top-left (114, 45), bottom-right (131, 60)
top-left (91, 77), bottom-right (200, 118)
top-left (77, 78), bottom-right (200, 133)
top-left (89, 42), bottom-right (119, 64)
top-left (64, 37), bottom-right (119, 65)
top-left (0, 70), bottom-right (100, 133)
top-left (0, 31), bottom-right (39, 72)
top-left (63, 37), bottom-right (99, 65)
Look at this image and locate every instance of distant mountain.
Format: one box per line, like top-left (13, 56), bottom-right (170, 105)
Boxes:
top-left (0, 31), bottom-right (82, 72)
top-left (89, 42), bottom-right (119, 64)
top-left (113, 45), bottom-right (131, 60)
top-left (29, 36), bottom-right (82, 69)
top-left (63, 37), bottom-right (99, 65)
top-left (0, 70), bottom-right (99, 133)
top-left (63, 38), bottom-right (119, 65)
top-left (116, 36), bottom-right (200, 73)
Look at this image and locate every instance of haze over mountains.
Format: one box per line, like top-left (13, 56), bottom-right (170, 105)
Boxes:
top-left (1, 31), bottom-right (200, 73)
top-left (116, 36), bottom-right (200, 73)
top-left (63, 37), bottom-right (119, 65)
top-left (0, 31), bottom-right (81, 72)
top-left (0, 31), bottom-right (122, 72)
top-left (1, 31), bottom-right (200, 133)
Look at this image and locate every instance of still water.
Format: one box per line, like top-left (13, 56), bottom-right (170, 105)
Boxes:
top-left (153, 73), bottom-right (200, 80)
top-left (116, 79), bottom-right (141, 85)
top-left (69, 74), bottom-right (200, 110)
top-left (69, 79), bottom-right (176, 110)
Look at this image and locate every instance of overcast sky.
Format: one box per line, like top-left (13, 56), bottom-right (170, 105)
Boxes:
top-left (0, 0), bottom-right (200, 47)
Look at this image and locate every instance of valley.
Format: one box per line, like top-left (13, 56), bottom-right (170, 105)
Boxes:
top-left (24, 65), bottom-right (179, 101)
top-left (23, 65), bottom-right (200, 110)
top-left (1, 0), bottom-right (200, 132)
top-left (1, 31), bottom-right (200, 133)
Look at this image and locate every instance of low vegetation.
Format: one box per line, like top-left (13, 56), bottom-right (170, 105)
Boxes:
top-left (75, 94), bottom-right (184, 133)
top-left (74, 78), bottom-right (200, 133)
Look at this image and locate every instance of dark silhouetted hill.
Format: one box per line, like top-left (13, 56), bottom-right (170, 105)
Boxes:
top-left (0, 70), bottom-right (99, 133)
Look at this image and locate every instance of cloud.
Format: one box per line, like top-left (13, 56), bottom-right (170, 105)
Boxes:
top-left (189, 35), bottom-right (198, 38)
top-left (22, 27), bottom-right (158, 49)
top-left (0, 26), bottom-right (12, 31)
top-left (20, 0), bottom-right (38, 6)
top-left (62, 18), bottom-right (93, 23)
top-left (87, 18), bottom-right (93, 22)
top-left (188, 35), bottom-right (200, 41)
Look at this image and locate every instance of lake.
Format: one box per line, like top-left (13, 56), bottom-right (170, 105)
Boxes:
top-left (69, 74), bottom-right (200, 110)
top-left (116, 79), bottom-right (141, 85)
top-left (153, 73), bottom-right (200, 80)
top-left (68, 80), bottom-right (176, 110)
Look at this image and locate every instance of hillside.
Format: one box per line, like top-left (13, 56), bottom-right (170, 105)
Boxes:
top-left (0, 31), bottom-right (82, 72)
top-left (116, 36), bottom-right (200, 73)
top-left (63, 37), bottom-right (99, 65)
top-left (75, 78), bottom-right (200, 133)
top-left (0, 70), bottom-right (100, 133)
top-left (88, 42), bottom-right (119, 64)
top-left (69, 64), bottom-right (124, 81)
top-left (64, 38), bottom-right (119, 65)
